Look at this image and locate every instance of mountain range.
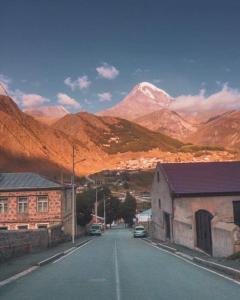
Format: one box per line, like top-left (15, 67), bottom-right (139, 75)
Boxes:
top-left (98, 82), bottom-right (240, 150)
top-left (98, 82), bottom-right (173, 120)
top-left (0, 81), bottom-right (239, 177)
top-left (0, 94), bottom-right (184, 177)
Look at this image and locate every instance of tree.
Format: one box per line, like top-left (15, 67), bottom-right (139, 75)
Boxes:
top-left (98, 195), bottom-right (121, 226)
top-left (120, 192), bottom-right (137, 226)
top-left (76, 188), bottom-right (95, 226)
top-left (76, 185), bottom-right (111, 226)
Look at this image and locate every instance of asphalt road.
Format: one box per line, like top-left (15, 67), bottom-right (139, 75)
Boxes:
top-left (0, 228), bottom-right (240, 300)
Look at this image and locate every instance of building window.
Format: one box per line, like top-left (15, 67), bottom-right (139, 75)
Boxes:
top-left (233, 201), bottom-right (240, 226)
top-left (0, 226), bottom-right (8, 230)
top-left (158, 198), bottom-right (161, 209)
top-left (18, 225), bottom-right (28, 230)
top-left (18, 197), bottom-right (28, 213)
top-left (37, 224), bottom-right (48, 229)
top-left (157, 171), bottom-right (160, 183)
top-left (0, 197), bottom-right (8, 213)
top-left (37, 196), bottom-right (48, 212)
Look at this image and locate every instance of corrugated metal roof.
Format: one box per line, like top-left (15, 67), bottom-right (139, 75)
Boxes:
top-left (0, 172), bottom-right (62, 191)
top-left (160, 161), bottom-right (240, 197)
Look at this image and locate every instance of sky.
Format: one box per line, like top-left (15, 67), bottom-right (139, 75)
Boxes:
top-left (0, 0), bottom-right (240, 113)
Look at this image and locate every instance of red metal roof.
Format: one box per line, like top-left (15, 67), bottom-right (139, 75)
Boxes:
top-left (160, 161), bottom-right (240, 197)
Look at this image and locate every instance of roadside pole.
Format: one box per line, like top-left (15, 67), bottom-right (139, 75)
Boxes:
top-left (95, 185), bottom-right (98, 223)
top-left (72, 146), bottom-right (75, 244)
top-left (103, 193), bottom-right (106, 230)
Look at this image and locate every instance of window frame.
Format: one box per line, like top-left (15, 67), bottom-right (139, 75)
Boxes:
top-left (18, 197), bottom-right (28, 214)
top-left (37, 195), bottom-right (48, 213)
top-left (17, 224), bottom-right (28, 230)
top-left (157, 171), bottom-right (160, 183)
top-left (158, 198), bottom-right (161, 209)
top-left (0, 197), bottom-right (8, 214)
top-left (233, 200), bottom-right (240, 226)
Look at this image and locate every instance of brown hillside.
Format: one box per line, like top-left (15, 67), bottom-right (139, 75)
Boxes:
top-left (186, 111), bottom-right (240, 149)
top-left (53, 112), bottom-right (184, 154)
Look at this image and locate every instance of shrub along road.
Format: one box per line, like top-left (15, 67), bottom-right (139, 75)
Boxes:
top-left (0, 228), bottom-right (240, 300)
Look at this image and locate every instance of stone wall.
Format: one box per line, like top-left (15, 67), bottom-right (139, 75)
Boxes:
top-left (0, 229), bottom-right (48, 262)
top-left (0, 189), bottom-right (63, 230)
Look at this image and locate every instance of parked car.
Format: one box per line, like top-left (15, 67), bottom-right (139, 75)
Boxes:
top-left (89, 224), bottom-right (102, 236)
top-left (133, 225), bottom-right (147, 238)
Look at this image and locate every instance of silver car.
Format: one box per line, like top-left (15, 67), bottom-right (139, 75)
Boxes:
top-left (133, 225), bottom-right (147, 238)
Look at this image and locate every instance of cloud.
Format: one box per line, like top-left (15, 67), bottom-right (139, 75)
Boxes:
top-left (64, 76), bottom-right (91, 91)
top-left (98, 92), bottom-right (112, 102)
top-left (96, 63), bottom-right (119, 79)
top-left (0, 74), bottom-right (11, 95)
top-left (170, 83), bottom-right (240, 112)
top-left (132, 68), bottom-right (150, 76)
top-left (21, 93), bottom-right (49, 108)
top-left (57, 93), bottom-right (81, 109)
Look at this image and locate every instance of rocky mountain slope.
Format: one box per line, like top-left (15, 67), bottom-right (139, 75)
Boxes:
top-left (134, 109), bottom-right (197, 140)
top-left (98, 82), bottom-right (173, 120)
top-left (0, 95), bottom-right (108, 176)
top-left (186, 110), bottom-right (240, 149)
top-left (53, 112), bottom-right (183, 154)
top-left (24, 105), bottom-right (69, 125)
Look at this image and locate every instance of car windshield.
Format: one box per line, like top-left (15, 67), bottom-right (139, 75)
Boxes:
top-left (135, 227), bottom-right (144, 231)
top-left (91, 225), bottom-right (100, 230)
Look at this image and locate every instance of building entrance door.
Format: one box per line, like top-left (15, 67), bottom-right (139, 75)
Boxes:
top-left (164, 212), bottom-right (171, 239)
top-left (195, 210), bottom-right (213, 255)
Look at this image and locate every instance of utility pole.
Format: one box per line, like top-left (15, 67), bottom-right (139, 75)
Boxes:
top-left (95, 185), bottom-right (98, 223)
top-left (103, 193), bottom-right (106, 230)
top-left (72, 145), bottom-right (75, 244)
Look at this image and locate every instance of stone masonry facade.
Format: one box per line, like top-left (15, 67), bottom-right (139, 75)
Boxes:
top-left (0, 189), bottom-right (71, 232)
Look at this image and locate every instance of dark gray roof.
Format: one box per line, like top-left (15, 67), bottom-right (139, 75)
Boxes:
top-left (0, 173), bottom-right (62, 191)
top-left (160, 161), bottom-right (240, 197)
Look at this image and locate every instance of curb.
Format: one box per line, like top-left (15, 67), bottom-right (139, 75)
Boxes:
top-left (157, 242), bottom-right (177, 253)
top-left (37, 238), bottom-right (91, 266)
top-left (193, 257), bottom-right (240, 278)
top-left (147, 239), bottom-right (240, 279)
top-left (37, 252), bottom-right (64, 266)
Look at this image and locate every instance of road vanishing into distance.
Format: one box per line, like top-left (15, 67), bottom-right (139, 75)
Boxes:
top-left (0, 228), bottom-right (240, 300)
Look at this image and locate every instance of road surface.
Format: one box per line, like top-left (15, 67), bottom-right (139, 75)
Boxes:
top-left (0, 228), bottom-right (240, 300)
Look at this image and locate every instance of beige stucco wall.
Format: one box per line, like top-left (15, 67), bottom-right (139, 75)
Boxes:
top-left (173, 195), bottom-right (240, 256)
top-left (151, 163), bottom-right (240, 256)
top-left (151, 164), bottom-right (173, 241)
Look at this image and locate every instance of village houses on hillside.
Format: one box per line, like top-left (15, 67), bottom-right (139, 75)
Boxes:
top-left (0, 173), bottom-right (72, 235)
top-left (151, 161), bottom-right (240, 257)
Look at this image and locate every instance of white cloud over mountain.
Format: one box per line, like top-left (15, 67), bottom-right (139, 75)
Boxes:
top-left (57, 93), bottom-right (81, 109)
top-left (98, 92), bottom-right (112, 102)
top-left (171, 83), bottom-right (240, 112)
top-left (96, 63), bottom-right (119, 79)
top-left (21, 93), bottom-right (49, 108)
top-left (64, 76), bottom-right (91, 91)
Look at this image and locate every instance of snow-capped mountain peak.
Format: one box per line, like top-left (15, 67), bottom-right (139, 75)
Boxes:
top-left (136, 82), bottom-right (170, 99)
top-left (98, 82), bottom-right (173, 120)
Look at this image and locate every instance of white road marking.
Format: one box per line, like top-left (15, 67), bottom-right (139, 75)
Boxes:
top-left (0, 266), bottom-right (39, 288)
top-left (114, 240), bottom-right (121, 300)
top-left (142, 239), bottom-right (240, 286)
top-left (53, 240), bottom-right (92, 264)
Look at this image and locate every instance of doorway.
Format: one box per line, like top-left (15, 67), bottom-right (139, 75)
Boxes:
top-left (195, 210), bottom-right (213, 255)
top-left (164, 212), bottom-right (171, 239)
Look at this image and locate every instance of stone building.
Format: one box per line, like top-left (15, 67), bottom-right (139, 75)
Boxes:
top-left (151, 162), bottom-right (240, 257)
top-left (0, 173), bottom-right (72, 235)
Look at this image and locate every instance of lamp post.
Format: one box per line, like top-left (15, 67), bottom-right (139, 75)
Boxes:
top-left (71, 145), bottom-right (86, 244)
top-left (103, 193), bottom-right (106, 230)
top-left (72, 146), bottom-right (75, 244)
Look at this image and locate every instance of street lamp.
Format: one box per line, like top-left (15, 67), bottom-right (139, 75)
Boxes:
top-left (71, 145), bottom-right (86, 244)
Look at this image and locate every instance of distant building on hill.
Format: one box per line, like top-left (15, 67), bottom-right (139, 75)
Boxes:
top-left (0, 172), bottom-right (72, 235)
top-left (151, 161), bottom-right (240, 257)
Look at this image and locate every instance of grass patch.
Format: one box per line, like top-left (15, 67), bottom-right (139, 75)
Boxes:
top-left (227, 252), bottom-right (240, 260)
